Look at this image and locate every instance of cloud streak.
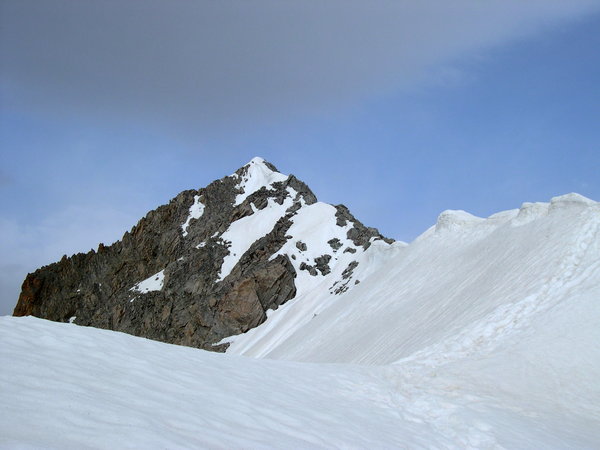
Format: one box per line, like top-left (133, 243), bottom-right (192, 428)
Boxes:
top-left (2, 0), bottom-right (599, 132)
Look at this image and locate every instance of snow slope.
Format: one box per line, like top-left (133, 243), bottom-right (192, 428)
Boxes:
top-left (222, 192), bottom-right (600, 446)
top-left (226, 193), bottom-right (600, 366)
top-left (1, 313), bottom-right (598, 449)
top-left (1, 192), bottom-right (599, 448)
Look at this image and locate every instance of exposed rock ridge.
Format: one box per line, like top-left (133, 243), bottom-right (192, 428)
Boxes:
top-left (14, 157), bottom-right (393, 350)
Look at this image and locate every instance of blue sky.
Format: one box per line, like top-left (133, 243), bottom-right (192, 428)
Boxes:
top-left (1, 1), bottom-right (600, 314)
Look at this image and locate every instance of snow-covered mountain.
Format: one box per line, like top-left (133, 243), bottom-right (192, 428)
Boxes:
top-left (3, 158), bottom-right (599, 448)
top-left (13, 157), bottom-right (391, 349)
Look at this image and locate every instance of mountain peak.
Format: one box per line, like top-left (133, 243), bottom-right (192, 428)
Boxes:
top-left (14, 157), bottom-right (392, 351)
top-left (232, 157), bottom-right (288, 206)
top-left (246, 156), bottom-right (272, 167)
top-left (235, 156), bottom-right (280, 177)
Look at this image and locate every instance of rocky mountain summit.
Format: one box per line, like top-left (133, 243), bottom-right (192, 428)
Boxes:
top-left (14, 157), bottom-right (393, 350)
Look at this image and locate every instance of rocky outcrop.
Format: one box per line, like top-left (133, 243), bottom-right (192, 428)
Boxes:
top-left (14, 157), bottom-right (393, 351)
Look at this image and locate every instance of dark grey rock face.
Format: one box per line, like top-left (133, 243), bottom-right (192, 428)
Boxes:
top-left (14, 158), bottom-right (392, 351)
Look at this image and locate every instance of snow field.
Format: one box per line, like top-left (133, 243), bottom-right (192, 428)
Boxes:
top-left (0, 317), bottom-right (440, 449)
top-left (2, 309), bottom-right (598, 449)
top-left (1, 188), bottom-right (598, 448)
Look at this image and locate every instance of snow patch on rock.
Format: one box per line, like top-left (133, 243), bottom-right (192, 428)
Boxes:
top-left (270, 202), bottom-right (358, 288)
top-left (181, 195), bottom-right (205, 237)
top-left (217, 190), bottom-right (295, 281)
top-left (130, 270), bottom-right (165, 293)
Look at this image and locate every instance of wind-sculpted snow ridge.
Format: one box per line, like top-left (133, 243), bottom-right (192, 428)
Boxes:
top-left (226, 192), bottom-right (600, 366)
top-left (13, 157), bottom-right (392, 351)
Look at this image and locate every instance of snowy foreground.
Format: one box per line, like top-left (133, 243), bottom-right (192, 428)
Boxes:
top-left (2, 193), bottom-right (600, 449)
